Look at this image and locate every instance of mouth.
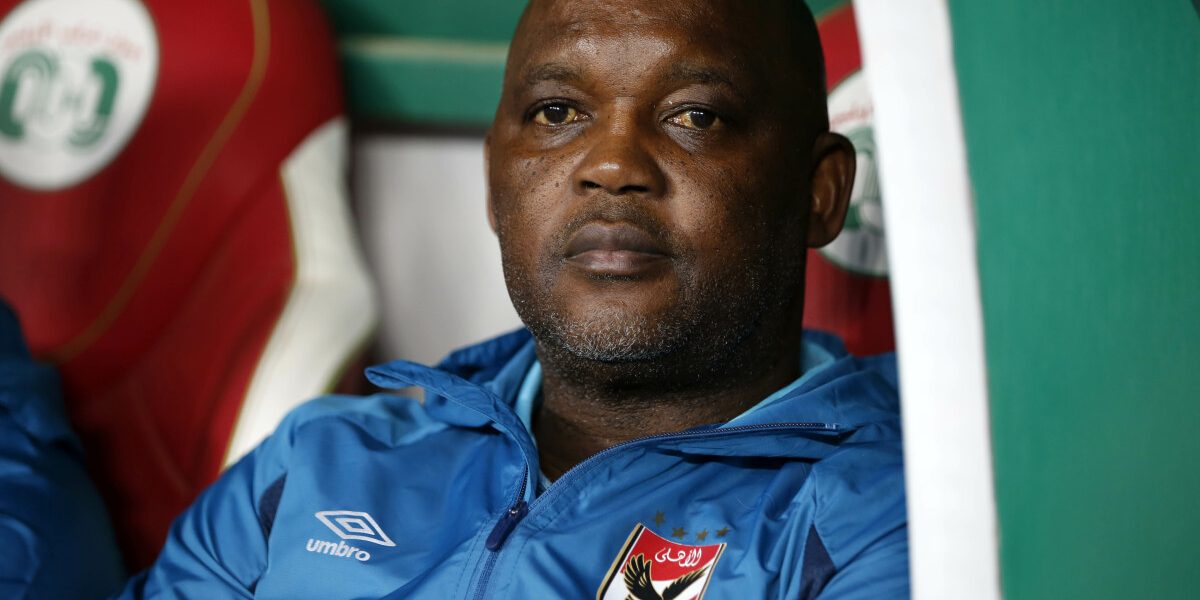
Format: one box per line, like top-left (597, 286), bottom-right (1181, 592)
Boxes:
top-left (563, 222), bottom-right (671, 277)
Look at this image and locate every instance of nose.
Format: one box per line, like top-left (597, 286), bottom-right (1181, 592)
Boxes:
top-left (571, 116), bottom-right (667, 198)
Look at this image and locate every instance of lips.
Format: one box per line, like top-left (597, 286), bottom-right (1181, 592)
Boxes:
top-left (563, 223), bottom-right (671, 276)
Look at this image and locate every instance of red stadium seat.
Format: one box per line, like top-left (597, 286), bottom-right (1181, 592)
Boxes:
top-left (804, 2), bottom-right (896, 356)
top-left (0, 0), bottom-right (376, 568)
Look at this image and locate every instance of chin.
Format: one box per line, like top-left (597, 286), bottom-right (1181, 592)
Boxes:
top-left (538, 304), bottom-right (686, 363)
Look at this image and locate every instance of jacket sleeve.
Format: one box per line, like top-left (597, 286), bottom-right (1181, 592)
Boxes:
top-left (809, 442), bottom-right (910, 599)
top-left (812, 519), bottom-right (909, 599)
top-left (0, 301), bottom-right (125, 599)
top-left (117, 448), bottom-right (274, 599)
top-left (118, 391), bottom-right (365, 597)
top-left (116, 411), bottom-right (301, 598)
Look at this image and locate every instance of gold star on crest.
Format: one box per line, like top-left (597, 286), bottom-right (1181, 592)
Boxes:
top-left (653, 511), bottom-right (665, 526)
top-left (696, 529), bottom-right (709, 541)
top-left (716, 527), bottom-right (730, 538)
top-left (671, 527), bottom-right (687, 540)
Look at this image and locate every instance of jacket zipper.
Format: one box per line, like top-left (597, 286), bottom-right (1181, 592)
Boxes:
top-left (469, 421), bottom-right (836, 598)
top-left (471, 470), bottom-right (527, 600)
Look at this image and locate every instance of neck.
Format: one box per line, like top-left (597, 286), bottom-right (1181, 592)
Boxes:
top-left (532, 341), bottom-right (800, 480)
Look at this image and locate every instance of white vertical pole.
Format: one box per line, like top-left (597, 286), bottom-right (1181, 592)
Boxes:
top-left (851, 1), bottom-right (1001, 598)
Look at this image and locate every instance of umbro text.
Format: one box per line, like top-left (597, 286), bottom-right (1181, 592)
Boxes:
top-left (306, 538), bottom-right (371, 561)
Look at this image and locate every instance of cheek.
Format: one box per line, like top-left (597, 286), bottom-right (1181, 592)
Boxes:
top-left (493, 149), bottom-right (580, 262)
top-left (666, 157), bottom-right (806, 288)
top-left (670, 160), bottom-right (775, 257)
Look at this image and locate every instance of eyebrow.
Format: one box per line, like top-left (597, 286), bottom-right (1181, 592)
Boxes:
top-left (663, 64), bottom-right (738, 91)
top-left (523, 62), bottom-right (583, 87)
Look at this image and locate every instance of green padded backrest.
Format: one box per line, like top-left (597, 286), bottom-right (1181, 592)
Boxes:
top-left (318, 0), bottom-right (845, 127)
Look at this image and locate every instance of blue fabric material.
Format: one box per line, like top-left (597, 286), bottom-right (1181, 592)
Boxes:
top-left (257, 475), bottom-right (288, 540)
top-left (514, 336), bottom-right (839, 493)
top-left (0, 301), bottom-right (124, 599)
top-left (513, 361), bottom-right (543, 438)
top-left (512, 332), bottom-right (837, 434)
top-left (122, 328), bottom-right (907, 599)
top-left (800, 524), bottom-right (837, 599)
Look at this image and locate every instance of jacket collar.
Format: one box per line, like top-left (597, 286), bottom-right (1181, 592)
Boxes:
top-left (365, 329), bottom-right (899, 461)
top-left (365, 329), bottom-right (540, 467)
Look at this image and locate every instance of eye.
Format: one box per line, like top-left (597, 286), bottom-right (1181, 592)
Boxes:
top-left (669, 108), bottom-right (720, 131)
top-left (532, 103), bottom-right (581, 126)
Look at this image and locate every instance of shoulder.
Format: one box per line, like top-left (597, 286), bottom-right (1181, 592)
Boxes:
top-left (808, 425), bottom-right (906, 571)
top-left (797, 345), bottom-right (906, 578)
top-left (245, 392), bottom-right (448, 489)
top-left (274, 393), bottom-right (442, 439)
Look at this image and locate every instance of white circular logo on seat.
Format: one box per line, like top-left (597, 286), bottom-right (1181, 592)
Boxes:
top-left (0, 0), bottom-right (158, 190)
top-left (822, 70), bottom-right (887, 277)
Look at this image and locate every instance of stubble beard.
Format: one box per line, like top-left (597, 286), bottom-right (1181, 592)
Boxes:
top-left (503, 239), bottom-right (800, 395)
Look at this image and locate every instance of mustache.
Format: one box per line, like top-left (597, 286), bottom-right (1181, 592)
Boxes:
top-left (551, 202), bottom-right (678, 258)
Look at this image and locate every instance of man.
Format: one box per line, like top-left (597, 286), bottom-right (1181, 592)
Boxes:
top-left (123, 0), bottom-right (907, 597)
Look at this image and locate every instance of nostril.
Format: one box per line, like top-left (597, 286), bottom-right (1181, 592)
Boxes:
top-left (582, 181), bottom-right (602, 190)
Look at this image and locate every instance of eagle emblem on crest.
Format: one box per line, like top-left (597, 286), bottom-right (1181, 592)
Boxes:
top-left (597, 524), bottom-right (726, 600)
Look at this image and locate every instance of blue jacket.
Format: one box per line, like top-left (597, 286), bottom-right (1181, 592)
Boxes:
top-left (0, 301), bottom-right (124, 599)
top-left (123, 329), bottom-right (907, 599)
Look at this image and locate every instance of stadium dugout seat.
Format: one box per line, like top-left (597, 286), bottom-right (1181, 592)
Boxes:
top-left (805, 1), bottom-right (895, 356)
top-left (0, 0), bottom-right (376, 568)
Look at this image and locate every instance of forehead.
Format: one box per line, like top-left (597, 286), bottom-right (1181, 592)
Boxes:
top-left (508, 0), bottom-right (791, 90)
top-left (526, 0), bottom-right (753, 38)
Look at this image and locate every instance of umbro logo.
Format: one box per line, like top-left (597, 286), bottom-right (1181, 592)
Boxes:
top-left (305, 510), bottom-right (395, 562)
top-left (315, 510), bottom-right (396, 546)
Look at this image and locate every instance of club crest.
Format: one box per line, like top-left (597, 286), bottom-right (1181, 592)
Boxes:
top-left (0, 0), bottom-right (159, 190)
top-left (822, 69), bottom-right (888, 277)
top-left (597, 523), bottom-right (726, 600)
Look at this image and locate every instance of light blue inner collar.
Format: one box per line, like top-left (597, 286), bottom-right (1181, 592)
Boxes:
top-left (513, 360), bottom-right (544, 436)
top-left (513, 337), bottom-right (837, 439)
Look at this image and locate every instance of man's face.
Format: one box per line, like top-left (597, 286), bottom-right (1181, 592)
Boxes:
top-left (488, 0), bottom-right (838, 377)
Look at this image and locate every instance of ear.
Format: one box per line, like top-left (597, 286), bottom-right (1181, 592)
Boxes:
top-left (806, 131), bottom-right (856, 248)
top-left (484, 132), bottom-right (499, 234)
